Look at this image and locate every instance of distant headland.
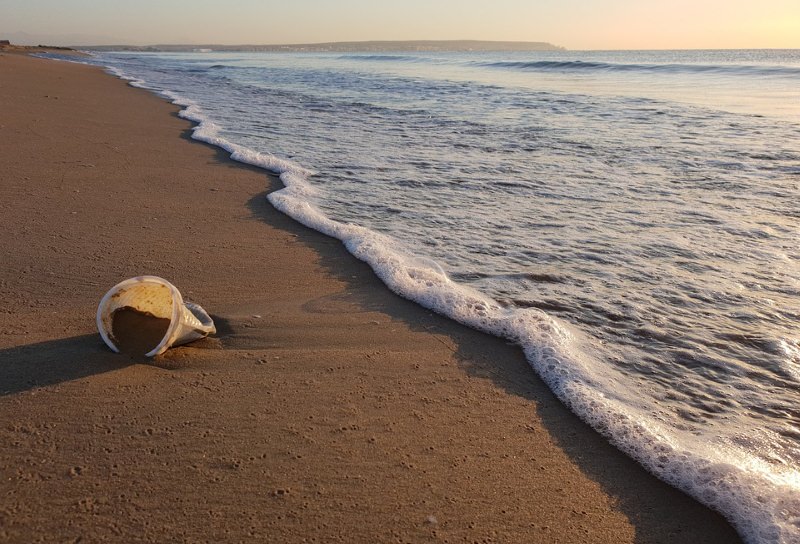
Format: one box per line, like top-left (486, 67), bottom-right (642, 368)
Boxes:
top-left (80, 40), bottom-right (565, 52)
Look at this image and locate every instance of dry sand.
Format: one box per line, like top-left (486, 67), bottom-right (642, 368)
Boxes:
top-left (0, 52), bottom-right (742, 543)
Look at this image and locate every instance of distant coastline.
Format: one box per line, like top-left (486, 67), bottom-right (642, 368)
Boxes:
top-left (79, 39), bottom-right (565, 53)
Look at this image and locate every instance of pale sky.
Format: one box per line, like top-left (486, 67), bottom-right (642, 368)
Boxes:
top-left (1, 0), bottom-right (798, 50)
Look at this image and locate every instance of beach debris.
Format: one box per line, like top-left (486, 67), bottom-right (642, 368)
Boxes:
top-left (96, 276), bottom-right (216, 357)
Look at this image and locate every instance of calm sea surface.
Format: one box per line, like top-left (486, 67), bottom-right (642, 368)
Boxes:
top-left (70, 49), bottom-right (799, 543)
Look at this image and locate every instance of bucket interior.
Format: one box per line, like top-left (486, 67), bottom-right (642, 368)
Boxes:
top-left (99, 280), bottom-right (177, 355)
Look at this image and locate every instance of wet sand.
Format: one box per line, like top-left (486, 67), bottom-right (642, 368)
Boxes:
top-left (0, 52), bottom-right (742, 543)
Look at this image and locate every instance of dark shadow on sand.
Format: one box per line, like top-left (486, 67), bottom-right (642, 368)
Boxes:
top-left (208, 314), bottom-right (235, 337)
top-left (240, 184), bottom-right (742, 544)
top-left (0, 324), bottom-right (233, 396)
top-left (0, 334), bottom-right (136, 396)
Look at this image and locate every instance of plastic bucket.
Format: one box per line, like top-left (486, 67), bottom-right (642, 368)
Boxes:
top-left (96, 276), bottom-right (216, 357)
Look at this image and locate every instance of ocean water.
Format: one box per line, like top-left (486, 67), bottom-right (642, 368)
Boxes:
top-left (63, 49), bottom-right (799, 543)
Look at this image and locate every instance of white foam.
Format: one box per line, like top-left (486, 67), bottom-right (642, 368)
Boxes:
top-left (100, 60), bottom-right (798, 544)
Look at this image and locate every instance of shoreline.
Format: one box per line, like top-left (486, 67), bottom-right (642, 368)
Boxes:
top-left (0, 52), bottom-right (741, 543)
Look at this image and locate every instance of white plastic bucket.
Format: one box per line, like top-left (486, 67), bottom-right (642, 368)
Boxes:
top-left (96, 276), bottom-right (216, 357)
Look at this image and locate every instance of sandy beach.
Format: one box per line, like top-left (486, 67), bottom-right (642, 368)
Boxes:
top-left (0, 52), bottom-right (742, 543)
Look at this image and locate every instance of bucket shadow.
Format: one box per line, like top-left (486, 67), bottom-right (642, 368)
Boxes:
top-left (0, 314), bottom-right (234, 397)
top-left (242, 186), bottom-right (742, 543)
top-left (209, 314), bottom-right (234, 337)
top-left (0, 334), bottom-right (140, 396)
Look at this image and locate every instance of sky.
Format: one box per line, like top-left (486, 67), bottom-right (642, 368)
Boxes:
top-left (1, 0), bottom-right (798, 50)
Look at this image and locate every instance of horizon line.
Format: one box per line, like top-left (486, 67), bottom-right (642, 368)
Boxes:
top-left (71, 39), bottom-right (800, 52)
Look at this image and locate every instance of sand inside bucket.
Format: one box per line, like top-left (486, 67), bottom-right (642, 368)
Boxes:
top-left (111, 307), bottom-right (171, 356)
